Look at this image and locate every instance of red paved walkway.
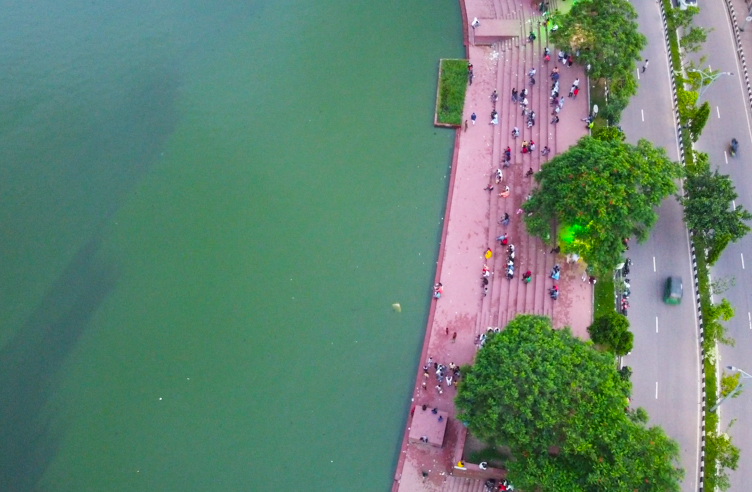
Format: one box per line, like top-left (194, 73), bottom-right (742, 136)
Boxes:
top-left (390, 1), bottom-right (593, 491)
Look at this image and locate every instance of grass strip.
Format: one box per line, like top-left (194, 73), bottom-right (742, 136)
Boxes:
top-left (593, 276), bottom-right (615, 320)
top-left (436, 59), bottom-right (468, 126)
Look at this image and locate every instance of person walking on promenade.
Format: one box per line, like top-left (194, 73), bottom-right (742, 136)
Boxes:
top-left (491, 89), bottom-right (498, 104)
top-left (573, 87), bottom-right (579, 99)
top-left (541, 145), bottom-right (550, 156)
top-left (433, 283), bottom-right (443, 299)
top-left (642, 59), bottom-right (649, 72)
top-left (471, 112), bottom-right (476, 125)
top-left (490, 110), bottom-right (498, 125)
top-left (511, 88), bottom-right (518, 102)
top-left (464, 120), bottom-right (468, 131)
top-left (567, 55), bottom-right (573, 67)
top-left (500, 212), bottom-right (510, 226)
top-left (526, 167), bottom-right (534, 177)
top-left (551, 115), bottom-right (559, 124)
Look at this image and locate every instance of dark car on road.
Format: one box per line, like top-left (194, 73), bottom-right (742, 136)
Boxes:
top-left (664, 276), bottom-right (683, 305)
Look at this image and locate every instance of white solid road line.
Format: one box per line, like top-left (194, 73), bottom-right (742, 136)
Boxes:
top-left (637, 67), bottom-right (641, 81)
top-left (655, 381), bottom-right (658, 399)
top-left (742, 252), bottom-right (746, 269)
top-left (724, 150), bottom-right (729, 164)
top-left (653, 256), bottom-right (656, 272)
top-left (717, 106), bottom-right (721, 118)
top-left (748, 312), bottom-right (751, 330)
top-left (656, 317), bottom-right (659, 333)
top-left (641, 109), bottom-right (644, 122)
top-left (733, 200), bottom-right (737, 209)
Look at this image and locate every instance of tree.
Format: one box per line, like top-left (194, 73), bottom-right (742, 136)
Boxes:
top-left (706, 421), bottom-right (740, 491)
top-left (600, 73), bottom-right (638, 124)
top-left (588, 311), bottom-right (633, 355)
top-left (550, 0), bottom-right (646, 82)
top-left (618, 365), bottom-right (633, 382)
top-left (550, 0), bottom-right (645, 123)
top-left (677, 89), bottom-right (698, 125)
top-left (720, 371), bottom-right (743, 399)
top-left (592, 125), bottom-right (625, 142)
top-left (688, 101), bottom-right (710, 142)
top-left (681, 152), bottom-right (752, 262)
top-left (682, 26), bottom-right (711, 53)
top-left (666, 6), bottom-right (699, 31)
top-left (455, 315), bottom-right (684, 492)
top-left (705, 298), bottom-right (736, 347)
top-left (523, 136), bottom-right (682, 274)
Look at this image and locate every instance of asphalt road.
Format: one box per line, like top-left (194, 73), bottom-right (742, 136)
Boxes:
top-left (689, 0), bottom-right (752, 489)
top-left (615, 1), bottom-right (701, 490)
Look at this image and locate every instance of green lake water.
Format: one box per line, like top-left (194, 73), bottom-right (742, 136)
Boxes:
top-left (0, 1), bottom-right (462, 490)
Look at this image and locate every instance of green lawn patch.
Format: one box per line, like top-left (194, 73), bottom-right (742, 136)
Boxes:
top-left (594, 276), bottom-right (616, 319)
top-left (435, 59), bottom-right (468, 126)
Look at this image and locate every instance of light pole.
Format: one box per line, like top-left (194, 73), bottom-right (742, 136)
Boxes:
top-left (743, 15), bottom-right (752, 32)
top-left (709, 366), bottom-right (752, 413)
top-left (687, 69), bottom-right (734, 98)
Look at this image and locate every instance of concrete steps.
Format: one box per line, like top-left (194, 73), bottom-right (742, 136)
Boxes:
top-left (439, 475), bottom-right (486, 492)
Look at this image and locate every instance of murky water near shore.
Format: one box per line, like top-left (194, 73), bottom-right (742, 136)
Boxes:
top-left (0, 0), bottom-right (461, 490)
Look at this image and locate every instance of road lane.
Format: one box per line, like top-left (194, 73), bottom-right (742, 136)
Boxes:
top-left (616, 1), bottom-right (701, 490)
top-left (689, 0), bottom-right (752, 489)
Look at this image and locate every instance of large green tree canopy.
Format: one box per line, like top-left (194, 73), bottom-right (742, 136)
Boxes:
top-left (550, 0), bottom-right (646, 81)
top-left (456, 315), bottom-right (683, 492)
top-left (681, 151), bottom-right (751, 262)
top-left (523, 134), bottom-right (682, 274)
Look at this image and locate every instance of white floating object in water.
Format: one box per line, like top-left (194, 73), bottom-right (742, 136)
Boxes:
top-left (392, 303), bottom-right (402, 313)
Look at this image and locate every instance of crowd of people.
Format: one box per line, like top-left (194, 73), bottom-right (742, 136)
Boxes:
top-left (421, 356), bottom-right (462, 395)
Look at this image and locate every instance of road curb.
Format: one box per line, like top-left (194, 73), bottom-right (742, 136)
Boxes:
top-left (657, 2), bottom-right (704, 490)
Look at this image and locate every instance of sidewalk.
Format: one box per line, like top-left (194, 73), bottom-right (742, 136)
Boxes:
top-left (390, 1), bottom-right (592, 490)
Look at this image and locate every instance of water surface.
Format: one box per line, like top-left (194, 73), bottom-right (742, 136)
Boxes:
top-left (0, 1), bottom-right (462, 490)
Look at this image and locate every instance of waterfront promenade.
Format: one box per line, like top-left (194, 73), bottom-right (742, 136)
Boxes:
top-left (391, 0), bottom-right (592, 490)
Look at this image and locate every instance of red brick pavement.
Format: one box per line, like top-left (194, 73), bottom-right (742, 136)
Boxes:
top-left (390, 1), bottom-right (593, 490)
